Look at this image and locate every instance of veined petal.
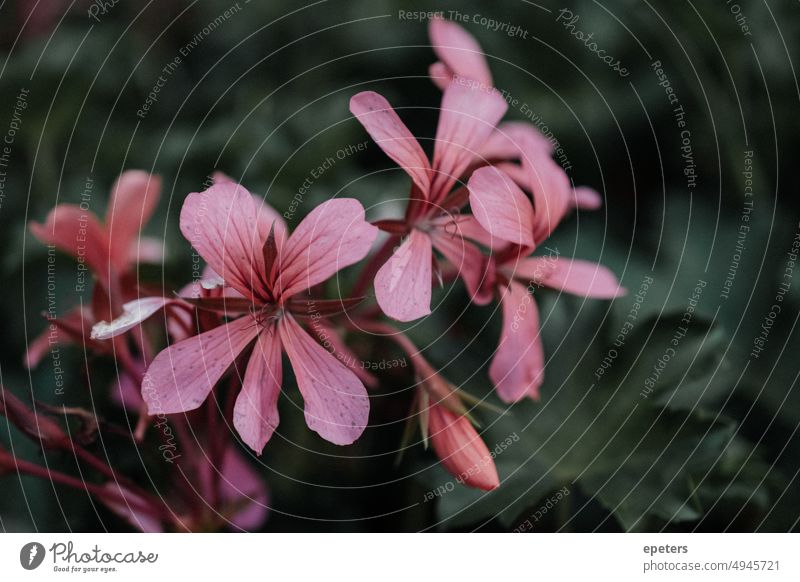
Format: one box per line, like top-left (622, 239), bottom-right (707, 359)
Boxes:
top-left (374, 229), bottom-right (432, 322)
top-left (105, 171), bottom-right (162, 271)
top-left (143, 316), bottom-right (259, 414)
top-left (30, 205), bottom-right (111, 286)
top-left (279, 315), bottom-right (369, 445)
top-left (512, 257), bottom-right (625, 299)
top-left (233, 325), bottom-right (283, 454)
top-left (350, 91), bottom-right (431, 195)
top-left (430, 226), bottom-right (494, 305)
top-left (179, 183), bottom-right (274, 300)
top-left (431, 80), bottom-right (508, 202)
top-left (276, 199), bottom-right (377, 299)
top-left (429, 18), bottom-right (492, 87)
top-left (467, 166), bottom-right (535, 247)
top-left (489, 281), bottom-right (544, 403)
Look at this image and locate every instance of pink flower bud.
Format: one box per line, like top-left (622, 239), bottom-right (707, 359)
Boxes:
top-left (428, 404), bottom-right (499, 491)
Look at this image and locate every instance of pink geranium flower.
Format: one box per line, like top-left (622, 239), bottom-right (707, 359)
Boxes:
top-left (468, 166), bottom-right (625, 402)
top-left (350, 80), bottom-right (507, 321)
top-left (142, 182), bottom-right (378, 451)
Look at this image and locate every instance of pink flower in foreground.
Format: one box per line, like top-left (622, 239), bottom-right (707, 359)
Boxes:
top-left (143, 183), bottom-right (378, 451)
top-left (468, 166), bottom-right (625, 402)
top-left (350, 78), bottom-right (508, 321)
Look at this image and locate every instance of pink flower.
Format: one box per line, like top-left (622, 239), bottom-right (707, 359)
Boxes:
top-left (30, 170), bottom-right (163, 291)
top-left (468, 166), bottom-right (625, 402)
top-left (428, 18), bottom-right (602, 216)
top-left (143, 182), bottom-right (378, 451)
top-left (350, 79), bottom-right (507, 321)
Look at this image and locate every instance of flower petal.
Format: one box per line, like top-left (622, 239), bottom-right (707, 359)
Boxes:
top-left (349, 91), bottom-right (432, 195)
top-left (279, 315), bottom-right (369, 445)
top-left (30, 205), bottom-right (110, 286)
top-left (374, 229), bottom-right (432, 322)
top-left (490, 281), bottom-right (544, 402)
top-left (233, 325), bottom-right (283, 454)
top-left (431, 80), bottom-right (508, 202)
top-left (91, 297), bottom-right (172, 340)
top-left (512, 257), bottom-right (625, 299)
top-left (467, 166), bottom-right (535, 247)
top-left (430, 226), bottom-right (494, 305)
top-left (143, 316), bottom-right (259, 414)
top-left (276, 199), bottom-right (378, 299)
top-left (572, 186), bottom-right (603, 210)
top-left (105, 171), bottom-right (162, 271)
top-left (429, 18), bottom-right (492, 87)
top-left (428, 61), bottom-right (452, 90)
top-left (179, 183), bottom-right (274, 301)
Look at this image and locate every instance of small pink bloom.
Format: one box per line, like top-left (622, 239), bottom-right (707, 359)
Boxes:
top-left (467, 166), bottom-right (625, 402)
top-left (350, 80), bottom-right (507, 321)
top-left (30, 170), bottom-right (162, 289)
top-left (143, 183), bottom-right (378, 451)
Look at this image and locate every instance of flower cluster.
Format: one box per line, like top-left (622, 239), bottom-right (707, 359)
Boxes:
top-left (5, 18), bottom-right (623, 530)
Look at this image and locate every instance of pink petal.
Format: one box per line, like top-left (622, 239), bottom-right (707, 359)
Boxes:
top-left (143, 316), bottom-right (259, 414)
top-left (467, 166), bottom-right (535, 248)
top-left (233, 326), bottom-right (283, 454)
top-left (308, 320), bottom-right (378, 389)
top-left (431, 80), bottom-right (508, 202)
top-left (511, 257), bottom-right (625, 299)
top-left (129, 235), bottom-right (164, 264)
top-left (480, 121), bottom-right (554, 160)
top-left (279, 315), bottom-right (369, 445)
top-left (527, 156), bottom-right (572, 243)
top-left (430, 226), bottom-right (494, 305)
top-left (428, 404), bottom-right (499, 491)
top-left (90, 297), bottom-right (172, 340)
top-left (429, 18), bottom-right (492, 87)
top-left (349, 91), bottom-right (432, 195)
top-left (111, 371), bottom-right (143, 410)
top-left (105, 171), bottom-right (162, 271)
top-left (572, 186), bottom-right (603, 210)
top-left (428, 61), bottom-right (452, 90)
top-left (490, 281), bottom-right (544, 402)
top-left (276, 199), bottom-right (378, 299)
top-left (219, 446), bottom-right (269, 530)
top-left (179, 183), bottom-right (275, 301)
top-left (29, 205), bottom-right (111, 286)
top-left (374, 229), bottom-right (432, 322)
top-left (430, 214), bottom-right (508, 251)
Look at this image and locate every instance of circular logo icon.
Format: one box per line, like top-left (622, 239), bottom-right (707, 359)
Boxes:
top-left (20, 542), bottom-right (46, 570)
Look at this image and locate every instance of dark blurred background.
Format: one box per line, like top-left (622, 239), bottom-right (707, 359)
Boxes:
top-left (1, 0), bottom-right (799, 532)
